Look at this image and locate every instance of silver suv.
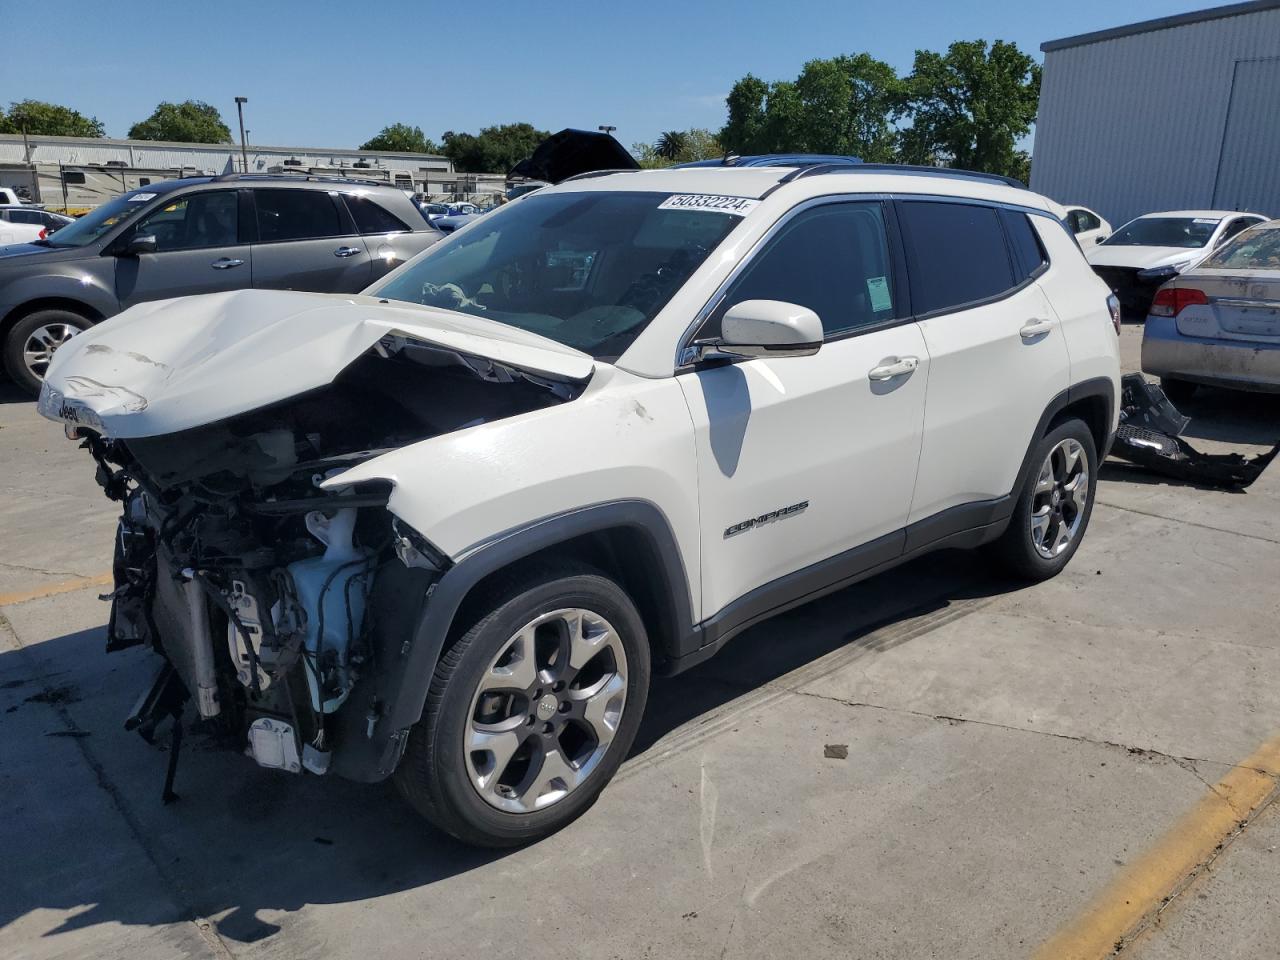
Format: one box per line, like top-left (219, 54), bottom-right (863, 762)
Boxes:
top-left (0, 175), bottom-right (441, 394)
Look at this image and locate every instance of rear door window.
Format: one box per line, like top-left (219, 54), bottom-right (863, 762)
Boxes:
top-left (345, 195), bottom-right (410, 234)
top-left (702, 201), bottom-right (897, 340)
top-left (896, 200), bottom-right (1017, 316)
top-left (254, 189), bottom-right (344, 243)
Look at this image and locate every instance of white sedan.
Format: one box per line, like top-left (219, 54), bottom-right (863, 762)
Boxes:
top-left (1088, 209), bottom-right (1268, 319)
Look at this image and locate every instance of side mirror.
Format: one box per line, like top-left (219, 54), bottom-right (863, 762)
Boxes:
top-left (702, 300), bottom-right (823, 361)
top-left (123, 234), bottom-right (158, 256)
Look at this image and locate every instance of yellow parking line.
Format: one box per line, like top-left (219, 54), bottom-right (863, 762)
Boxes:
top-left (1033, 734), bottom-right (1280, 960)
top-left (0, 573), bottom-right (114, 607)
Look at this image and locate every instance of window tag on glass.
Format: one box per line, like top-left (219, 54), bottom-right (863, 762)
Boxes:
top-left (657, 194), bottom-right (758, 216)
top-left (129, 193), bottom-right (157, 202)
top-left (867, 276), bottom-right (892, 312)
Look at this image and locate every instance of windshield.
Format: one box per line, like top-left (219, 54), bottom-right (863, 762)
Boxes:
top-left (1102, 217), bottom-right (1220, 249)
top-left (1201, 226), bottom-right (1280, 270)
top-left (44, 191), bottom-right (158, 247)
top-left (373, 191), bottom-right (744, 360)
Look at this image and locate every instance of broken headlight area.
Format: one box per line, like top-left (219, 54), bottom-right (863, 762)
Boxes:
top-left (82, 335), bottom-right (581, 794)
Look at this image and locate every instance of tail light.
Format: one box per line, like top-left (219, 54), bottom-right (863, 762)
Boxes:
top-left (1150, 287), bottom-right (1208, 317)
top-left (38, 227), bottom-right (47, 240)
top-left (1106, 293), bottom-right (1121, 334)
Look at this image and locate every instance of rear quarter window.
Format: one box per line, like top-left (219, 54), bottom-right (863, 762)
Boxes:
top-left (345, 195), bottom-right (410, 235)
top-left (897, 200), bottom-right (1016, 316)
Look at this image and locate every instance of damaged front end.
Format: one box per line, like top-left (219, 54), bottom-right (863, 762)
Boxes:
top-left (54, 320), bottom-right (587, 793)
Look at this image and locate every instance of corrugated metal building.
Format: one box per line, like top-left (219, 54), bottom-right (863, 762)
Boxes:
top-left (1031, 0), bottom-right (1280, 227)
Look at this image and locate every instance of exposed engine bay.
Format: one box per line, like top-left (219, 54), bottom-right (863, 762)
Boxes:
top-left (88, 334), bottom-right (582, 794)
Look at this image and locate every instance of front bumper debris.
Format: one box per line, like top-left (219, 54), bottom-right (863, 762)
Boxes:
top-left (1109, 373), bottom-right (1280, 488)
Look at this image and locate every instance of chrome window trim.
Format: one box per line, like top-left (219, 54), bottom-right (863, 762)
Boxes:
top-left (673, 191), bottom-right (1061, 369)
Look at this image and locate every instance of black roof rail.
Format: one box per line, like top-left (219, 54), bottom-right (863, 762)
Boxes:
top-left (783, 163), bottom-right (1026, 189)
top-left (213, 172), bottom-right (389, 187)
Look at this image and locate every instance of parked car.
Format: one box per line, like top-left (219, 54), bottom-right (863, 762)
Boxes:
top-left (1087, 209), bottom-right (1267, 320)
top-left (38, 159), bottom-right (1120, 848)
top-left (432, 212), bottom-right (482, 234)
top-left (0, 175), bottom-right (442, 393)
top-left (1142, 219), bottom-right (1280, 400)
top-left (0, 206), bottom-right (74, 245)
top-left (1065, 206), bottom-right (1111, 247)
top-left (416, 201), bottom-right (450, 223)
top-left (0, 187), bottom-right (35, 206)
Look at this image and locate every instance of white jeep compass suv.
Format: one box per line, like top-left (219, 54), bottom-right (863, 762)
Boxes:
top-left (39, 160), bottom-right (1122, 847)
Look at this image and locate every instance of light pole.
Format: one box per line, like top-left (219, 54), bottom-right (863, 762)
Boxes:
top-left (235, 97), bottom-right (249, 173)
top-left (598, 125), bottom-right (617, 137)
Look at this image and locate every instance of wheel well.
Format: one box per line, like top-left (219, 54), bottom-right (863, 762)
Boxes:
top-left (1, 298), bottom-right (102, 341)
top-left (1050, 393), bottom-right (1109, 455)
top-left (447, 526), bottom-right (685, 670)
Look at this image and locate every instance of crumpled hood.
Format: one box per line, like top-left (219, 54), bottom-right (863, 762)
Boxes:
top-left (1086, 244), bottom-right (1204, 270)
top-left (39, 288), bottom-right (594, 439)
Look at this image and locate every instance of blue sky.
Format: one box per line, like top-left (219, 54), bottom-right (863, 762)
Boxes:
top-left (5, 0), bottom-right (1210, 152)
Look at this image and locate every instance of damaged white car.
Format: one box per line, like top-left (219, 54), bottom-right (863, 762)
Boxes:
top-left (39, 161), bottom-right (1120, 847)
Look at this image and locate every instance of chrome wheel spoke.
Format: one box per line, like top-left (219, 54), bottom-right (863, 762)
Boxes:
top-left (467, 724), bottom-right (525, 792)
top-left (579, 671), bottom-right (625, 749)
top-left (527, 744), bottom-right (580, 809)
top-left (1063, 471), bottom-right (1088, 513)
top-left (477, 627), bottom-right (537, 694)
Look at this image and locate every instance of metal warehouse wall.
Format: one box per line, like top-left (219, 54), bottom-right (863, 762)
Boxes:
top-left (1031, 3), bottom-right (1280, 226)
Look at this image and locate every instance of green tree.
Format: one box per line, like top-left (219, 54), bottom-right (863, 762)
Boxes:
top-left (720, 75), bottom-right (771, 154)
top-left (654, 130), bottom-right (688, 161)
top-left (360, 123), bottom-right (438, 153)
top-left (719, 55), bottom-right (901, 160)
top-left (0, 99), bottom-right (104, 137)
top-left (442, 123), bottom-right (550, 173)
top-left (632, 128), bottom-right (723, 169)
top-left (898, 40), bottom-right (1040, 180)
top-left (793, 54), bottom-right (902, 161)
top-left (128, 101), bottom-right (231, 143)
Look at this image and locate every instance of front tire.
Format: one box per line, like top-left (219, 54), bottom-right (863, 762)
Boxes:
top-left (3, 309), bottom-right (93, 395)
top-left (989, 418), bottom-right (1098, 582)
top-left (394, 563), bottom-right (651, 847)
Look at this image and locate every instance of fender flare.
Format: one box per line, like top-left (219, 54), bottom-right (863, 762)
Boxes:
top-left (384, 499), bottom-right (695, 735)
top-left (1009, 376), bottom-right (1115, 501)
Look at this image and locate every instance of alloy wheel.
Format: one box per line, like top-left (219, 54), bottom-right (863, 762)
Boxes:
top-left (1029, 437), bottom-right (1089, 559)
top-left (23, 322), bottom-right (79, 380)
top-left (464, 608), bottom-right (628, 813)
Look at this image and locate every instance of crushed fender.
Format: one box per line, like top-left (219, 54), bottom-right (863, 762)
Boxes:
top-left (1110, 373), bottom-right (1280, 489)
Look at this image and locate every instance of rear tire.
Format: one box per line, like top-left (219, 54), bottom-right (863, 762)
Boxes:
top-left (3, 308), bottom-right (93, 396)
top-left (394, 562), bottom-right (651, 847)
top-left (989, 418), bottom-right (1097, 582)
top-left (1159, 377), bottom-right (1197, 405)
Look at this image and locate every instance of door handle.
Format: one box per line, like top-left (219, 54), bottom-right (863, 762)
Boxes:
top-left (1020, 318), bottom-right (1053, 339)
top-left (868, 356), bottom-right (919, 381)
top-left (334, 246), bottom-right (361, 258)
top-left (211, 257), bottom-right (244, 270)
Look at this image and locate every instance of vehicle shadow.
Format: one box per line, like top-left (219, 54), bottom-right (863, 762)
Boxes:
top-left (0, 381), bottom-right (31, 405)
top-left (0, 548), bottom-right (1018, 946)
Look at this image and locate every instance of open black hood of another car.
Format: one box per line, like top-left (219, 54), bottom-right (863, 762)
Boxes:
top-left (508, 129), bottom-right (639, 184)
